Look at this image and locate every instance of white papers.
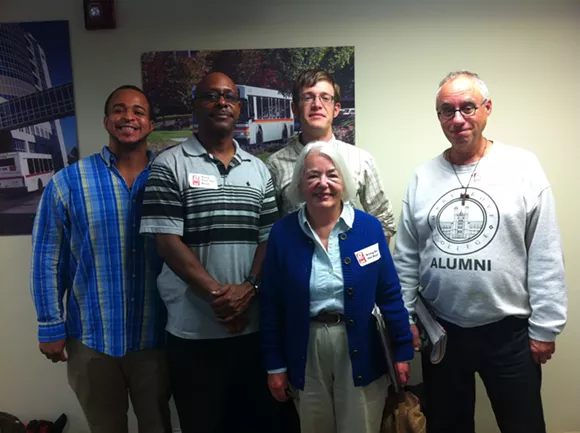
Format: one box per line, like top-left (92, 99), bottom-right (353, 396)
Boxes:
top-left (415, 296), bottom-right (447, 364)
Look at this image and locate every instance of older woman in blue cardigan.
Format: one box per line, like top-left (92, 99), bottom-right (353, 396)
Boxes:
top-left (260, 141), bottom-right (414, 433)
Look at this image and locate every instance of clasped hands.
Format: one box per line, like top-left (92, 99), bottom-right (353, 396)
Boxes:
top-left (210, 282), bottom-right (255, 334)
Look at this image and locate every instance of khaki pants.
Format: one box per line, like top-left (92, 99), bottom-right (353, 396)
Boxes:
top-left (295, 322), bottom-right (388, 433)
top-left (66, 339), bottom-right (171, 433)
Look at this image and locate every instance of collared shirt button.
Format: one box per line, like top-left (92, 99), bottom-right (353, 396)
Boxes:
top-left (356, 375), bottom-right (363, 381)
top-left (347, 287), bottom-right (354, 296)
top-left (339, 233), bottom-right (347, 240)
top-left (348, 319), bottom-right (355, 327)
top-left (352, 349), bottom-right (359, 357)
top-left (344, 257), bottom-right (351, 265)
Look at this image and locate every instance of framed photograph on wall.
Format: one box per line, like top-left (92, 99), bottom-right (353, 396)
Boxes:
top-left (0, 21), bottom-right (78, 236)
top-left (140, 46), bottom-right (355, 161)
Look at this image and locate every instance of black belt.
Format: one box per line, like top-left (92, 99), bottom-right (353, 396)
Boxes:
top-left (311, 312), bottom-right (344, 324)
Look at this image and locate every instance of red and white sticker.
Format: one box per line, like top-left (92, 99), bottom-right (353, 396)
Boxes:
top-left (188, 173), bottom-right (218, 189)
top-left (354, 243), bottom-right (381, 267)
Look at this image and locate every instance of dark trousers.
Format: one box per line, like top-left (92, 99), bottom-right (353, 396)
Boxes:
top-left (276, 400), bottom-right (301, 433)
top-left (167, 331), bottom-right (299, 433)
top-left (422, 316), bottom-right (545, 433)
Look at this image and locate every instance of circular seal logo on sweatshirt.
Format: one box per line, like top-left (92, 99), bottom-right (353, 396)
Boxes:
top-left (428, 187), bottom-right (500, 255)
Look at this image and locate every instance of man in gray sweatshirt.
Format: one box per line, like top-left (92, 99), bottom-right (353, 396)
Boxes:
top-left (394, 71), bottom-right (567, 433)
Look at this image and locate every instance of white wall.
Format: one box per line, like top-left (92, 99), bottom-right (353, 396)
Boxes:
top-left (1, 0), bottom-right (579, 432)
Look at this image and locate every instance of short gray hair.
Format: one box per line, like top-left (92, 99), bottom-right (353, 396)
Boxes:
top-left (436, 71), bottom-right (490, 102)
top-left (287, 141), bottom-right (357, 206)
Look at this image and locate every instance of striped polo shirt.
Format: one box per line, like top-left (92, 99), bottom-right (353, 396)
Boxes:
top-left (140, 135), bottom-right (278, 340)
top-left (30, 147), bottom-right (166, 357)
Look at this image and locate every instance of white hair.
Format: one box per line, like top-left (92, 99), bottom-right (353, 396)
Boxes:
top-left (287, 141), bottom-right (357, 206)
top-left (436, 70), bottom-right (490, 104)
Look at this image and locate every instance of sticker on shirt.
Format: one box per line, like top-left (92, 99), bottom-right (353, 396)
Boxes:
top-left (354, 243), bottom-right (381, 267)
top-left (188, 173), bottom-right (218, 189)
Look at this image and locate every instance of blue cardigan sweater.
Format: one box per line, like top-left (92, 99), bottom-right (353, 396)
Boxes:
top-left (260, 209), bottom-right (414, 390)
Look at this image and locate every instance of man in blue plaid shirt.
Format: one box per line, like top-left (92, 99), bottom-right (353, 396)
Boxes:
top-left (30, 85), bottom-right (170, 433)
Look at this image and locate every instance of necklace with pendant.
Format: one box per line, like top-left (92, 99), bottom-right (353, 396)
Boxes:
top-left (448, 139), bottom-right (488, 205)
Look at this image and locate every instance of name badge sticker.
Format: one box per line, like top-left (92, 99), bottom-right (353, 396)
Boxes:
top-left (189, 173), bottom-right (218, 189)
top-left (354, 243), bottom-right (381, 267)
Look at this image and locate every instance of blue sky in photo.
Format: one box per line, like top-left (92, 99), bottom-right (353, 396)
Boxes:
top-left (19, 21), bottom-right (78, 153)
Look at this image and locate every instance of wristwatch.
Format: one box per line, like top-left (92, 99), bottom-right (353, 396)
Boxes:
top-left (244, 275), bottom-right (261, 295)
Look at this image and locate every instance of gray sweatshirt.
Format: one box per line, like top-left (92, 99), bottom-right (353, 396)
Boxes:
top-left (394, 141), bottom-right (567, 342)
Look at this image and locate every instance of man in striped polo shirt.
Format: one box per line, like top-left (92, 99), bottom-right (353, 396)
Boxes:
top-left (30, 85), bottom-right (171, 433)
top-left (140, 72), bottom-right (279, 433)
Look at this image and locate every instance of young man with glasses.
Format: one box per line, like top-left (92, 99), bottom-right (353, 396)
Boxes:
top-left (266, 69), bottom-right (396, 242)
top-left (140, 72), bottom-right (279, 433)
top-left (393, 71), bottom-right (567, 433)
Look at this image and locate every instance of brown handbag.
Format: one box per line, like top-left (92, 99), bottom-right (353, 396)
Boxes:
top-left (381, 386), bottom-right (426, 433)
top-left (373, 306), bottom-right (426, 433)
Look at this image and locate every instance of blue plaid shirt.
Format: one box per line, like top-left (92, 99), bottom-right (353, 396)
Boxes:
top-left (30, 147), bottom-right (166, 357)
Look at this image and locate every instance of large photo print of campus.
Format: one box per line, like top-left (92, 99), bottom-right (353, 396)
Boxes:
top-left (140, 46), bottom-right (355, 160)
top-left (0, 21), bottom-right (78, 236)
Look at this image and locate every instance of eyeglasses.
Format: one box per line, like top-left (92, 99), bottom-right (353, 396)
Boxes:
top-left (437, 100), bottom-right (487, 120)
top-left (195, 91), bottom-right (240, 104)
top-left (299, 93), bottom-right (335, 105)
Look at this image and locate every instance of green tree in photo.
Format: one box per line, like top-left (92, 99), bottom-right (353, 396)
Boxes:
top-left (141, 51), bottom-right (209, 117)
top-left (201, 46), bottom-right (354, 98)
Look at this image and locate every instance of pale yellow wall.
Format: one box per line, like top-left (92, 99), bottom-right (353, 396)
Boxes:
top-left (1, 0), bottom-right (578, 432)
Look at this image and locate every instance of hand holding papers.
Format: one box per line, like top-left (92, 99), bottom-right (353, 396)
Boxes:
top-left (415, 296), bottom-right (447, 364)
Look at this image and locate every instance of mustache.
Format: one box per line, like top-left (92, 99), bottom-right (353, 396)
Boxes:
top-left (211, 110), bottom-right (233, 117)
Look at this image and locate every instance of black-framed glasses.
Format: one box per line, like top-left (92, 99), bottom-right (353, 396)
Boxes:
top-left (437, 99), bottom-right (487, 120)
top-left (195, 91), bottom-right (240, 104)
top-left (299, 93), bottom-right (335, 105)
